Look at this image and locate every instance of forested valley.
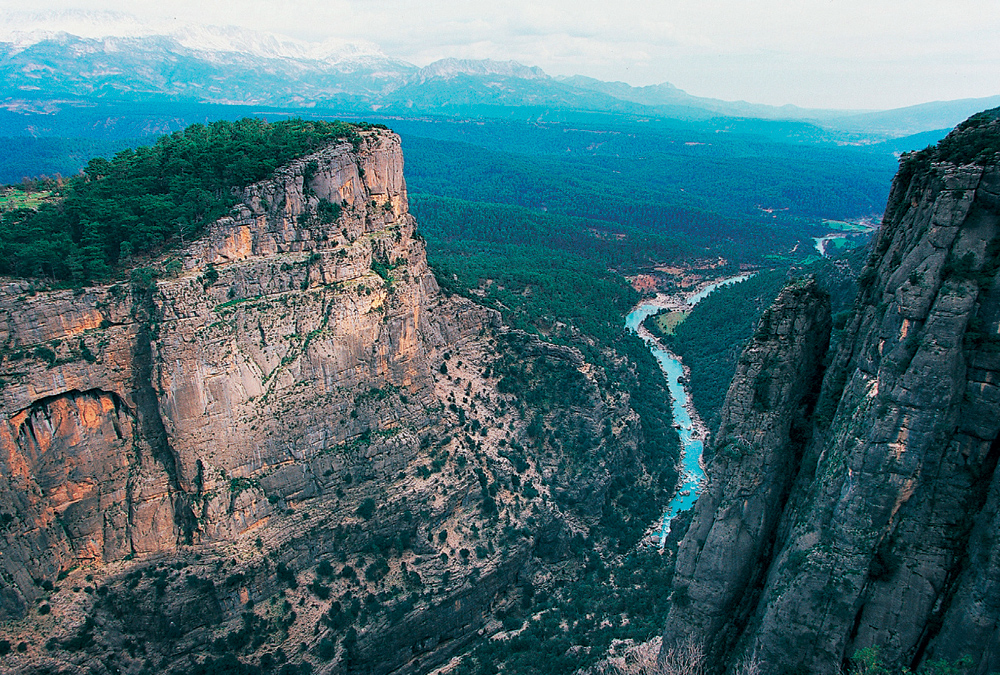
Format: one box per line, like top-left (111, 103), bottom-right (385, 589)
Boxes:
top-left (0, 109), bottom-right (896, 675)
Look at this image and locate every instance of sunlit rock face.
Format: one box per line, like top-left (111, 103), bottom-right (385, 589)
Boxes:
top-left (0, 130), bottom-right (647, 675)
top-left (0, 132), bottom-right (441, 598)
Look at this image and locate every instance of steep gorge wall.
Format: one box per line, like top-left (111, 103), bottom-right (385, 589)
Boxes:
top-left (0, 131), bottom-right (447, 611)
top-left (0, 130), bottom-right (651, 674)
top-left (661, 278), bottom-right (830, 670)
top-left (662, 114), bottom-right (1000, 674)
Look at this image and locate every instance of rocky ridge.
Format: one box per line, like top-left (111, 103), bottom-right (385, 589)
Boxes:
top-left (661, 277), bottom-right (830, 670)
top-left (661, 110), bottom-right (1000, 673)
top-left (0, 130), bottom-right (651, 674)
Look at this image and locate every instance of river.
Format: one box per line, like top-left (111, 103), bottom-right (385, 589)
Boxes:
top-left (812, 234), bottom-right (844, 257)
top-left (625, 274), bottom-right (752, 547)
top-left (685, 273), bottom-right (755, 305)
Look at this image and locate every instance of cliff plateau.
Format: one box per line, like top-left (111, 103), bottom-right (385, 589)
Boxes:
top-left (662, 110), bottom-right (1000, 674)
top-left (0, 130), bottom-right (654, 674)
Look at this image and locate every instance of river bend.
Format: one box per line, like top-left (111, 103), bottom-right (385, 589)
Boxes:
top-left (625, 274), bottom-right (752, 546)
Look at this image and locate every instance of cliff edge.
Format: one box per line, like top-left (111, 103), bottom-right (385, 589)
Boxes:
top-left (663, 109), bottom-right (1000, 674)
top-left (0, 129), bottom-right (650, 675)
top-left (0, 130), bottom-right (446, 604)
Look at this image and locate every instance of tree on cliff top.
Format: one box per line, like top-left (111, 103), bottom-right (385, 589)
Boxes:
top-left (0, 118), bottom-right (381, 284)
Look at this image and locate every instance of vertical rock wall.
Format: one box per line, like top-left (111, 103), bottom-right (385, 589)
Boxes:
top-left (661, 278), bottom-right (830, 668)
top-left (0, 130), bottom-right (651, 675)
top-left (0, 131), bottom-right (462, 617)
top-left (662, 112), bottom-right (1000, 674)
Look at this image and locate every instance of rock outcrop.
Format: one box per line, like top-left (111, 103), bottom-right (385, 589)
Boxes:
top-left (0, 131), bottom-right (443, 603)
top-left (662, 110), bottom-right (1000, 673)
top-left (661, 278), bottom-right (830, 669)
top-left (0, 130), bottom-right (649, 674)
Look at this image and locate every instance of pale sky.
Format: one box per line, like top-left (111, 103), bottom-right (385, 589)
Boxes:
top-left (3, 0), bottom-right (999, 110)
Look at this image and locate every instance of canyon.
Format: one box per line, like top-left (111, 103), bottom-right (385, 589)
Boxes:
top-left (0, 129), bottom-right (665, 674)
top-left (2, 107), bottom-right (999, 675)
top-left (662, 110), bottom-right (1000, 674)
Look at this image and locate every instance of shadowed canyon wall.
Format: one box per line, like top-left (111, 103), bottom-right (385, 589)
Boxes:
top-left (662, 111), bottom-right (1000, 674)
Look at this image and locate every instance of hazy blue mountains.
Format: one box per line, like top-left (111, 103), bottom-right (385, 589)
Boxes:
top-left (1, 23), bottom-right (996, 140)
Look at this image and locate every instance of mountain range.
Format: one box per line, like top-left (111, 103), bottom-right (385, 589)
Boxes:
top-left (2, 13), bottom-right (999, 140)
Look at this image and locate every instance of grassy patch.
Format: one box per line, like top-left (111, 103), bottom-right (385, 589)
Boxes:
top-left (654, 310), bottom-right (689, 336)
top-left (0, 188), bottom-right (57, 211)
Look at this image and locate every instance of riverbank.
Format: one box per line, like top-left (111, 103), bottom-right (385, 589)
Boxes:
top-left (632, 319), bottom-right (710, 448)
top-left (626, 272), bottom-right (754, 549)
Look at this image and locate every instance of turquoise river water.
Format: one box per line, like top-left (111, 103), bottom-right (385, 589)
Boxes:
top-left (625, 274), bottom-right (752, 546)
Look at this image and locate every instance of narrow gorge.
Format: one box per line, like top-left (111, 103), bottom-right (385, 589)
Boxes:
top-left (4, 107), bottom-right (999, 675)
top-left (661, 110), bottom-right (1000, 674)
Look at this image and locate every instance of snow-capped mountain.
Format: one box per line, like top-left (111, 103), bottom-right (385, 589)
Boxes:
top-left (169, 25), bottom-right (388, 66)
top-left (0, 11), bottom-right (422, 106)
top-left (0, 10), bottom-right (173, 44)
top-left (2, 9), bottom-right (991, 136)
top-left (0, 12), bottom-right (597, 111)
top-left (0, 10), bottom-right (387, 65)
top-left (0, 10), bottom-right (832, 118)
top-left (414, 58), bottom-right (549, 83)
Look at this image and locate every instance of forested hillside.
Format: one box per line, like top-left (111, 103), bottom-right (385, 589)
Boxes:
top-left (402, 132), bottom-right (891, 264)
top-left (2, 106), bottom-right (902, 268)
top-left (401, 130), bottom-right (894, 220)
top-left (0, 137), bottom-right (140, 186)
top-left (0, 118), bottom-right (376, 282)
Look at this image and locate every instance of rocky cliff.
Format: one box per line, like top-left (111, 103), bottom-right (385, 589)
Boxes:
top-left (661, 278), bottom-right (830, 670)
top-left (662, 110), bottom-right (1000, 674)
top-left (0, 130), bottom-right (650, 674)
top-left (0, 130), bottom-right (446, 606)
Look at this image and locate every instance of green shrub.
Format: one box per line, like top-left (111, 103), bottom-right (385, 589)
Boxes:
top-left (33, 346), bottom-right (57, 366)
top-left (308, 579), bottom-right (330, 600)
top-left (356, 498), bottom-right (376, 520)
top-left (316, 199), bottom-right (342, 224)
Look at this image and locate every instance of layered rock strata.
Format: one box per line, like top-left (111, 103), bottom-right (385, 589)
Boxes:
top-left (0, 131), bottom-right (647, 674)
top-left (0, 131), bottom-right (443, 607)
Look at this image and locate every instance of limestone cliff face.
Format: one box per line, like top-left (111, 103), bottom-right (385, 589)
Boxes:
top-left (661, 278), bottom-right (830, 668)
top-left (0, 131), bottom-right (444, 612)
top-left (662, 112), bottom-right (1000, 673)
top-left (0, 131), bottom-right (647, 675)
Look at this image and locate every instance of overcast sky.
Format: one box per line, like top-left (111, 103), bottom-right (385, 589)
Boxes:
top-left (4, 0), bottom-right (999, 110)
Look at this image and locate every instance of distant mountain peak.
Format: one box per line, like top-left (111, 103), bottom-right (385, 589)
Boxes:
top-left (0, 9), bottom-right (389, 66)
top-left (0, 9), bottom-right (176, 46)
top-left (169, 24), bottom-right (387, 65)
top-left (416, 58), bottom-right (549, 83)
top-left (0, 10), bottom-right (991, 138)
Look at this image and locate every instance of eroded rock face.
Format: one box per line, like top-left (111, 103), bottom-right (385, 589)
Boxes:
top-left (661, 278), bottom-right (830, 669)
top-left (0, 131), bottom-right (650, 675)
top-left (0, 132), bottom-right (440, 610)
top-left (661, 115), bottom-right (1000, 674)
